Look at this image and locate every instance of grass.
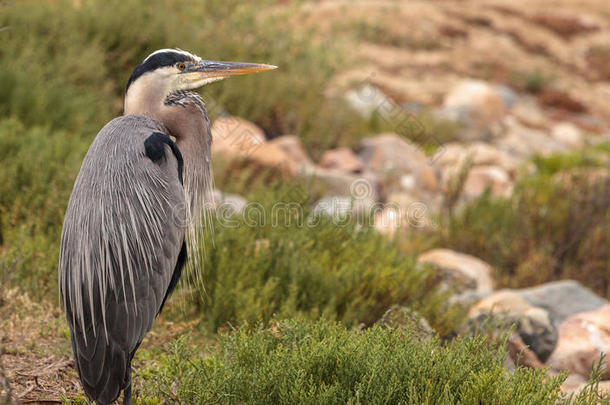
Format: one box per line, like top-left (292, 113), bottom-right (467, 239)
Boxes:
top-left (353, 20), bottom-right (442, 50)
top-left (509, 69), bottom-right (555, 94)
top-left (587, 45), bottom-right (610, 80)
top-left (431, 144), bottom-right (610, 296)
top-left (0, 0), bottom-right (458, 295)
top-left (189, 184), bottom-right (464, 336)
top-left (0, 119), bottom-right (90, 298)
top-left (0, 0), bottom-right (417, 156)
top-left (132, 319), bottom-right (609, 404)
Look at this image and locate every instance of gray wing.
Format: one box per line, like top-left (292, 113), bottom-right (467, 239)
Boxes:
top-left (59, 115), bottom-right (186, 404)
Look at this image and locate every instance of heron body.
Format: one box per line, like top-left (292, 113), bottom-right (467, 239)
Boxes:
top-left (59, 49), bottom-right (275, 404)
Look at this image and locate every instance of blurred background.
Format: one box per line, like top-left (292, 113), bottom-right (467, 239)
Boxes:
top-left (0, 0), bottom-right (609, 403)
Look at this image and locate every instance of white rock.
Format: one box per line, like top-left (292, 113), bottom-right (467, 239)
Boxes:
top-left (418, 248), bottom-right (494, 293)
top-left (359, 133), bottom-right (440, 195)
top-left (312, 196), bottom-right (376, 219)
top-left (212, 190), bottom-right (248, 217)
top-left (443, 79), bottom-right (507, 127)
top-left (345, 84), bottom-right (395, 118)
top-left (373, 194), bottom-right (436, 237)
top-left (496, 118), bottom-right (566, 157)
top-left (433, 142), bottom-right (522, 177)
top-left (551, 122), bottom-right (585, 149)
top-left (462, 165), bottom-right (513, 200)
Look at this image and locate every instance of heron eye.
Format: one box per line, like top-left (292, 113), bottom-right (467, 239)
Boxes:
top-left (177, 63), bottom-right (186, 71)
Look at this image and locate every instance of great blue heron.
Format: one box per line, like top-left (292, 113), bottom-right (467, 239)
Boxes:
top-left (59, 48), bottom-right (276, 405)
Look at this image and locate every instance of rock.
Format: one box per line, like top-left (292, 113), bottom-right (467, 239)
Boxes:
top-left (301, 167), bottom-right (381, 202)
top-left (547, 305), bottom-right (610, 379)
top-left (515, 280), bottom-right (608, 325)
top-left (572, 114), bottom-right (608, 134)
top-left (374, 206), bottom-right (402, 237)
top-left (510, 98), bottom-right (548, 129)
top-left (494, 85), bottom-right (519, 109)
top-left (418, 249), bottom-right (494, 293)
top-left (211, 118), bottom-right (318, 178)
top-left (319, 148), bottom-right (364, 174)
top-left (211, 116), bottom-right (266, 157)
top-left (388, 191), bottom-right (441, 218)
top-left (311, 196), bottom-right (376, 220)
top-left (358, 133), bottom-right (440, 195)
top-left (507, 333), bottom-right (544, 369)
top-left (249, 143), bottom-right (302, 176)
top-left (374, 192), bottom-right (437, 237)
top-left (551, 122), bottom-right (585, 149)
top-left (433, 142), bottom-right (522, 177)
top-left (441, 164), bottom-right (514, 201)
top-left (269, 135), bottom-right (314, 173)
top-left (345, 83), bottom-right (395, 118)
top-left (530, 12), bottom-right (600, 38)
top-left (212, 190), bottom-right (248, 217)
top-left (559, 373), bottom-right (588, 393)
top-left (598, 381), bottom-right (610, 394)
top-left (469, 291), bottom-right (558, 362)
top-left (443, 80), bottom-right (507, 128)
top-left (212, 116), bottom-right (301, 176)
top-left (448, 290), bottom-right (492, 307)
top-left (378, 305), bottom-right (435, 341)
top-left (567, 379), bottom-right (610, 396)
top-left (461, 165), bottom-right (513, 200)
top-left (496, 118), bottom-right (566, 157)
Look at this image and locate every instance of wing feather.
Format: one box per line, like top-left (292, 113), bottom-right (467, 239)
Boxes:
top-left (59, 115), bottom-right (186, 403)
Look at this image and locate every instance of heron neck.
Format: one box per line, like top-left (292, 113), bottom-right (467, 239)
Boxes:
top-left (124, 87), bottom-right (213, 218)
top-left (172, 105), bottom-right (213, 222)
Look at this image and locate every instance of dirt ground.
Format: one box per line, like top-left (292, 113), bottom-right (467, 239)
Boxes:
top-left (0, 289), bottom-right (77, 404)
top-left (301, 0), bottom-right (610, 123)
top-left (0, 289), bottom-right (199, 404)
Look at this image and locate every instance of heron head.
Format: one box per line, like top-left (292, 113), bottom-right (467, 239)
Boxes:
top-left (124, 49), bottom-right (276, 112)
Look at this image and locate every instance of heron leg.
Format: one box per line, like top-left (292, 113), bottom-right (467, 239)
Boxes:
top-left (123, 372), bottom-right (132, 405)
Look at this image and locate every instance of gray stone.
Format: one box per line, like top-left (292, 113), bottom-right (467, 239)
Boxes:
top-left (212, 190), bottom-right (248, 217)
top-left (311, 196), bottom-right (376, 219)
top-left (515, 280), bottom-right (608, 325)
top-left (345, 84), bottom-right (394, 119)
top-left (495, 85), bottom-right (519, 109)
top-left (468, 291), bottom-right (558, 362)
top-left (378, 305), bottom-right (435, 341)
top-left (304, 168), bottom-right (380, 201)
top-left (358, 134), bottom-right (440, 197)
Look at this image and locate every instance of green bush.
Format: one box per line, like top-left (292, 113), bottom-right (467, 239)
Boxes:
top-left (0, 0), bottom-right (378, 155)
top-left (0, 119), bottom-right (90, 298)
top-left (0, 0), bottom-right (347, 298)
top-left (135, 318), bottom-right (608, 404)
top-left (190, 187), bottom-right (463, 335)
top-left (434, 145), bottom-right (610, 296)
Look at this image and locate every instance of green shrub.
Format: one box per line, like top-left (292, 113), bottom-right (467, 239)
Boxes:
top-left (434, 145), bottom-right (610, 296)
top-left (509, 69), bottom-right (554, 94)
top-left (0, 0), bottom-right (383, 155)
top-left (0, 119), bottom-right (90, 298)
top-left (136, 318), bottom-right (608, 404)
top-left (190, 186), bottom-right (463, 335)
top-left (0, 0), bottom-right (348, 299)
